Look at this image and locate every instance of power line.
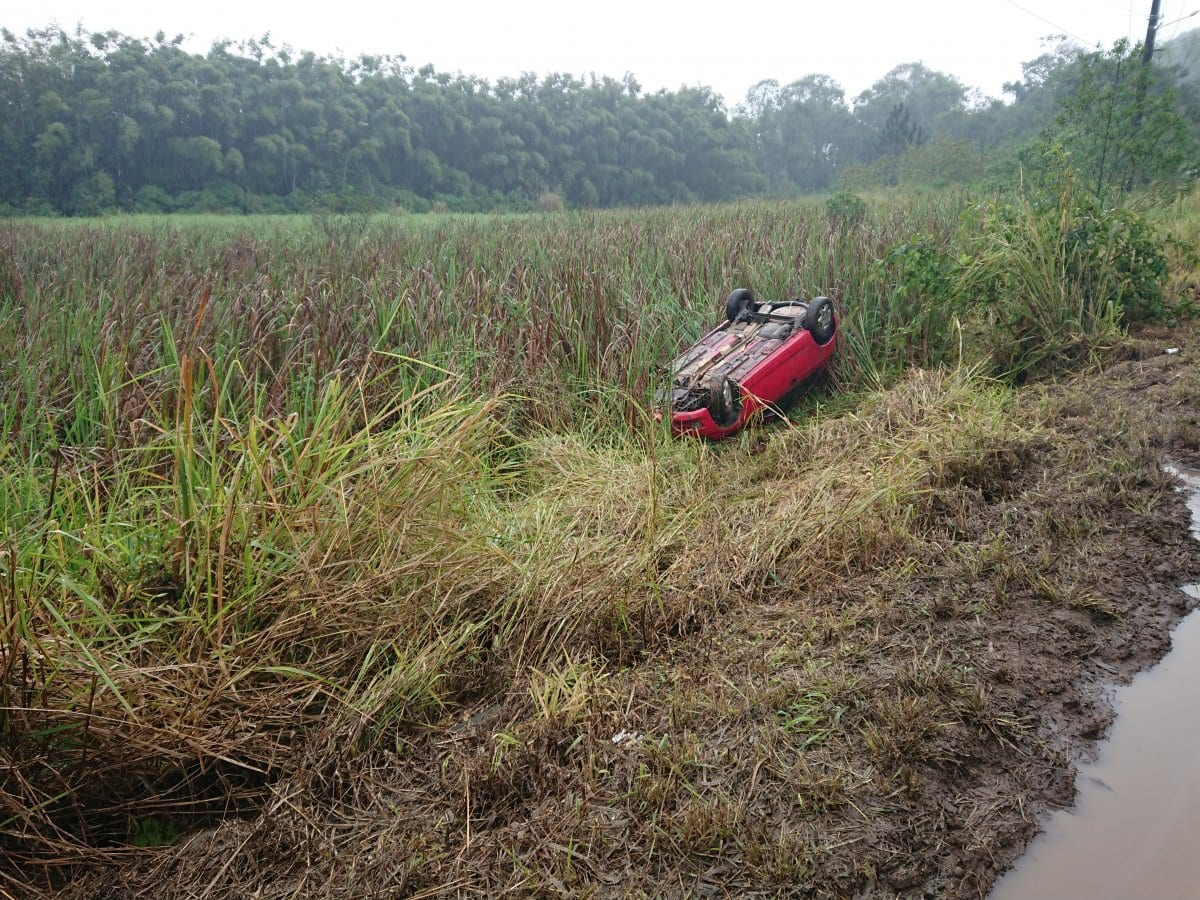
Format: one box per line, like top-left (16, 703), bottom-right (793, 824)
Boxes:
top-left (998, 0), bottom-right (1100, 48)
top-left (1161, 7), bottom-right (1200, 72)
top-left (1161, 8), bottom-right (1200, 29)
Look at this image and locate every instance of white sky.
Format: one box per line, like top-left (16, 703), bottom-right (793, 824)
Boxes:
top-left (8, 1), bottom-right (1197, 106)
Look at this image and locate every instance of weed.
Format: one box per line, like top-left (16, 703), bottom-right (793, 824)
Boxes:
top-left (0, 195), bottom-right (1190, 895)
top-left (825, 190), bottom-right (867, 230)
top-left (129, 816), bottom-right (179, 848)
top-left (775, 690), bottom-right (844, 748)
top-left (958, 185), bottom-right (1167, 376)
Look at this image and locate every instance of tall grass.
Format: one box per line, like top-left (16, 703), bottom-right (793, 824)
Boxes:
top-left (0, 196), bottom-right (967, 445)
top-left (0, 190), bottom-right (1176, 881)
top-left (956, 187), bottom-right (1165, 375)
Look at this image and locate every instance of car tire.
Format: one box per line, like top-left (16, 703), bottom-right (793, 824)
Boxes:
top-left (725, 288), bottom-right (755, 322)
top-left (805, 296), bottom-right (836, 345)
top-left (708, 375), bottom-right (741, 426)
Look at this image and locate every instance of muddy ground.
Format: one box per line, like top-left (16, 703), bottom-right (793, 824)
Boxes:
top-left (44, 326), bottom-right (1200, 898)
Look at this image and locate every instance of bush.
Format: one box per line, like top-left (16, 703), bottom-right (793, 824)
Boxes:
top-left (895, 138), bottom-right (987, 190)
top-left (174, 189), bottom-right (235, 214)
top-left (568, 177), bottom-right (599, 208)
top-left (825, 190), bottom-right (867, 229)
top-left (246, 193), bottom-right (292, 215)
top-left (22, 197), bottom-right (58, 217)
top-left (390, 189), bottom-right (430, 214)
top-left (1064, 201), bottom-right (1169, 324)
top-left (872, 235), bottom-right (962, 369)
top-left (840, 161), bottom-right (889, 193)
top-left (69, 171), bottom-right (116, 216)
top-left (958, 185), bottom-right (1168, 376)
top-left (133, 184), bottom-right (173, 213)
top-left (537, 191), bottom-right (565, 213)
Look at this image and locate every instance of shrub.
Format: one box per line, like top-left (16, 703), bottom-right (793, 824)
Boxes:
top-left (21, 197), bottom-right (58, 217)
top-left (840, 162), bottom-right (889, 193)
top-left (568, 177), bottom-right (599, 208)
top-left (69, 171), bottom-right (116, 216)
top-left (871, 235), bottom-right (962, 369)
top-left (390, 189), bottom-right (430, 214)
top-left (537, 191), bottom-right (565, 213)
top-left (1066, 201), bottom-right (1168, 324)
top-left (958, 185), bottom-right (1168, 376)
top-left (895, 138), bottom-right (987, 190)
top-left (174, 189), bottom-right (229, 214)
top-left (825, 191), bottom-right (867, 230)
top-left (133, 184), bottom-right (173, 213)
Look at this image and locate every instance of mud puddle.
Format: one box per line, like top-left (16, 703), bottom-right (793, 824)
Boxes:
top-left (990, 464), bottom-right (1200, 899)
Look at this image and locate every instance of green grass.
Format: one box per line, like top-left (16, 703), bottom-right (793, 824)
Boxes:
top-left (0, 189), bottom-right (1191, 887)
top-left (0, 195), bottom-right (971, 446)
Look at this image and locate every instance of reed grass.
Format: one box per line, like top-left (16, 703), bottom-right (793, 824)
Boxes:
top-left (0, 190), bottom-right (1184, 886)
top-left (0, 195), bottom-right (969, 445)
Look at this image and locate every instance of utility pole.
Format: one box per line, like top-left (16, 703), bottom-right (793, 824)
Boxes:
top-left (1130, 0), bottom-right (1163, 139)
top-left (1142, 0), bottom-right (1163, 67)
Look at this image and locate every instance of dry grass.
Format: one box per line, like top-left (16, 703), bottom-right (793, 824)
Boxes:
top-left (2, 198), bottom-right (1196, 896)
top-left (6, 347), bottom-right (1197, 897)
top-left (1, 364), bottom-right (1024, 887)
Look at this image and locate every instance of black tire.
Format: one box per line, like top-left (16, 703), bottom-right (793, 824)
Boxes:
top-left (707, 375), bottom-right (741, 426)
top-left (725, 288), bottom-right (755, 322)
top-left (805, 296), bottom-right (836, 345)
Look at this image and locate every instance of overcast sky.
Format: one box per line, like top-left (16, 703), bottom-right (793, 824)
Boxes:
top-left (8, 1), bottom-right (1195, 106)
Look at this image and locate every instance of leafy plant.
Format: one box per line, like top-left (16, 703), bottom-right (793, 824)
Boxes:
top-left (824, 190), bottom-right (866, 229)
top-left (776, 690), bottom-right (844, 749)
top-left (869, 234), bottom-right (961, 370)
top-left (1024, 39), bottom-right (1197, 206)
top-left (1061, 198), bottom-right (1169, 324)
top-left (130, 816), bottom-right (179, 848)
top-left (958, 181), bottom-right (1168, 376)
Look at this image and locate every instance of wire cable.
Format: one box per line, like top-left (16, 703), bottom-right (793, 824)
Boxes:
top-left (1162, 9), bottom-right (1199, 29)
top-left (998, 0), bottom-right (1100, 47)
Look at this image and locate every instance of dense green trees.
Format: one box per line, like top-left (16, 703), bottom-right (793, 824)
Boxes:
top-left (0, 27), bottom-right (765, 214)
top-left (1026, 40), bottom-right (1195, 204)
top-left (0, 25), bottom-right (1196, 214)
top-left (743, 75), bottom-right (855, 193)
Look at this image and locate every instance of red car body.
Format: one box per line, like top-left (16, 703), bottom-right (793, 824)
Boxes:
top-left (664, 290), bottom-right (837, 440)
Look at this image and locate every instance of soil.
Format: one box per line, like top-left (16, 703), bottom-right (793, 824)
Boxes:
top-left (48, 325), bottom-right (1200, 898)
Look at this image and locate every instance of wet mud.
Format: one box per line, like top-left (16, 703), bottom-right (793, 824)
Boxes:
top-left (990, 466), bottom-right (1200, 900)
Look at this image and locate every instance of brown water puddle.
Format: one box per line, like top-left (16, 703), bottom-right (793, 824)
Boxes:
top-left (989, 465), bottom-right (1200, 899)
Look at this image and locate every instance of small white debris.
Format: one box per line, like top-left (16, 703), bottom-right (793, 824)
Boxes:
top-left (611, 729), bottom-right (641, 746)
top-left (1166, 348), bottom-right (1181, 355)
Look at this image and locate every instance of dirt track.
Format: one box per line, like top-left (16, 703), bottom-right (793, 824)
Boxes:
top-left (56, 327), bottom-right (1200, 899)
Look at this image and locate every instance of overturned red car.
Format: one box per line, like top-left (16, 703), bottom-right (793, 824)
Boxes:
top-left (663, 289), bottom-right (837, 440)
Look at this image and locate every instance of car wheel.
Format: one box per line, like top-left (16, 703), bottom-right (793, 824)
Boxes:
top-left (725, 288), bottom-right (755, 322)
top-left (805, 296), bottom-right (836, 344)
top-left (707, 374), bottom-right (741, 426)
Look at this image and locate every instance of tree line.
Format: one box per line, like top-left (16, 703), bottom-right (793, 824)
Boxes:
top-left (0, 25), bottom-right (1196, 215)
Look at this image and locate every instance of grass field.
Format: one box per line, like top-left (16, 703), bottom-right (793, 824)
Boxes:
top-left (2, 191), bottom-right (1197, 895)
